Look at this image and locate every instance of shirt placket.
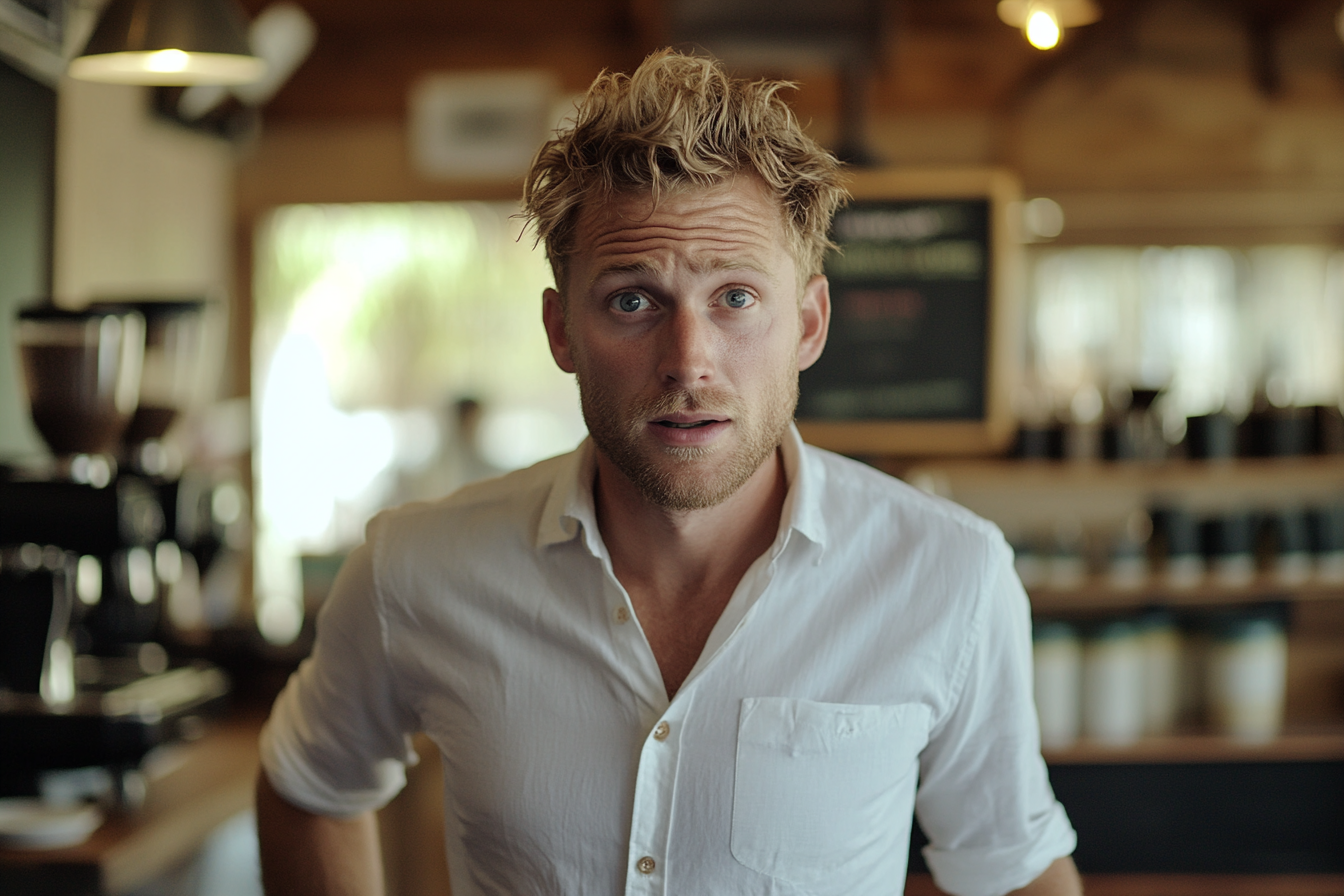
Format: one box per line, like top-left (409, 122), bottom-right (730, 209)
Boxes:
top-left (618, 553), bottom-right (791, 895)
top-left (623, 696), bottom-right (685, 895)
top-left (587, 500), bottom-right (803, 893)
top-left (595, 559), bottom-right (678, 894)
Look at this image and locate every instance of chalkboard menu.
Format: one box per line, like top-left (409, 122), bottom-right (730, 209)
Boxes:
top-left (797, 169), bottom-right (1021, 456)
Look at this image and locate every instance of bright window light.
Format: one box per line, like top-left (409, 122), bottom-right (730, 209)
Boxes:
top-left (1026, 245), bottom-right (1344, 437)
top-left (252, 203), bottom-right (587, 643)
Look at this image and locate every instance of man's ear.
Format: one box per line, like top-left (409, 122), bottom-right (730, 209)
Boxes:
top-left (797, 274), bottom-right (830, 372)
top-left (543, 288), bottom-right (576, 373)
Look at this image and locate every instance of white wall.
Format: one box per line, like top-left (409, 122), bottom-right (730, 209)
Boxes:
top-left (0, 76), bottom-right (235, 465)
top-left (53, 78), bottom-right (234, 303)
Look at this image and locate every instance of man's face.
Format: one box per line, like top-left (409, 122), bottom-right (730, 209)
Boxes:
top-left (542, 176), bottom-right (829, 511)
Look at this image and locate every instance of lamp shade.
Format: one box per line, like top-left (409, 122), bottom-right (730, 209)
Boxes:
top-left (69, 0), bottom-right (266, 85)
top-left (996, 0), bottom-right (1101, 29)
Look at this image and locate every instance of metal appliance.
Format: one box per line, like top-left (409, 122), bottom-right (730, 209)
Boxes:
top-left (0, 303), bottom-right (229, 803)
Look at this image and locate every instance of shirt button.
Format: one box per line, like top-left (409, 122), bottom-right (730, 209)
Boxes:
top-left (613, 606), bottom-right (630, 624)
top-left (652, 721), bottom-right (670, 741)
top-left (636, 856), bottom-right (656, 874)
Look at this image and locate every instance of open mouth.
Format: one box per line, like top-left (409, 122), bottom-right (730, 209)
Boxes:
top-left (655, 419), bottom-right (723, 429)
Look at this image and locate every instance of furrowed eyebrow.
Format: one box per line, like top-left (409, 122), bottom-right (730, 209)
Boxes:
top-left (587, 261), bottom-right (662, 290)
top-left (587, 256), bottom-right (773, 291)
top-left (689, 257), bottom-right (771, 278)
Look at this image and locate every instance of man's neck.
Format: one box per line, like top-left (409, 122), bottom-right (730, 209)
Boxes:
top-left (593, 447), bottom-right (788, 698)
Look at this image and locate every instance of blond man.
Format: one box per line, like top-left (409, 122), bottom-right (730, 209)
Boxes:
top-left (257, 50), bottom-right (1080, 896)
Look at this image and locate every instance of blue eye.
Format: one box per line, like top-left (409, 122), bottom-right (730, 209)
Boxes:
top-left (613, 292), bottom-right (647, 313)
top-left (724, 288), bottom-right (753, 309)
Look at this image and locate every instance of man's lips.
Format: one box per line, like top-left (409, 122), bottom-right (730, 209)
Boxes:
top-left (645, 411), bottom-right (731, 445)
top-left (652, 413), bottom-right (728, 429)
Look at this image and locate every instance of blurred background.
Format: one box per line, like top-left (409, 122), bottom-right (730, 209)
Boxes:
top-left (2, 0), bottom-right (1344, 893)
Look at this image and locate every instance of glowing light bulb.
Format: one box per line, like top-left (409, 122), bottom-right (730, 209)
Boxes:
top-left (145, 48), bottom-right (191, 72)
top-left (1026, 8), bottom-right (1061, 48)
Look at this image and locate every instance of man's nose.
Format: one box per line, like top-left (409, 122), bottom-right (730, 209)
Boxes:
top-left (657, 305), bottom-right (715, 386)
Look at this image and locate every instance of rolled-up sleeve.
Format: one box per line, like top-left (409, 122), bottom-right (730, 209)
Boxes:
top-left (259, 524), bottom-right (419, 817)
top-left (915, 538), bottom-right (1077, 896)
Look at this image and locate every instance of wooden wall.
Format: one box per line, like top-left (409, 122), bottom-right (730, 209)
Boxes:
top-left (235, 0), bottom-right (1344, 232)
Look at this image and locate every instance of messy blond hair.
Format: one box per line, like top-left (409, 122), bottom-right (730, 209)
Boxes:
top-left (522, 49), bottom-right (848, 291)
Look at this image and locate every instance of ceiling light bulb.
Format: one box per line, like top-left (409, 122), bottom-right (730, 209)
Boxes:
top-left (998, 0), bottom-right (1098, 47)
top-left (145, 49), bottom-right (191, 72)
top-left (1026, 8), bottom-right (1062, 49)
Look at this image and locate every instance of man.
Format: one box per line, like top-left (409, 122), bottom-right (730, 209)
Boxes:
top-left (257, 49), bottom-right (1081, 896)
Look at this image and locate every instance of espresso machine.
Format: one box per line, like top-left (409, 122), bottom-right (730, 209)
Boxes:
top-left (0, 303), bottom-right (229, 803)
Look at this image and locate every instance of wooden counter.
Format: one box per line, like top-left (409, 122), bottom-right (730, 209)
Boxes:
top-left (0, 709), bottom-right (264, 896)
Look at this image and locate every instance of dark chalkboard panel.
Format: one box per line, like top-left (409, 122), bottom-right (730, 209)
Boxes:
top-left (798, 169), bottom-right (1022, 456)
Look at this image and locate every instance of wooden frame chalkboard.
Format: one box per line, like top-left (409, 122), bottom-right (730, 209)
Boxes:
top-left (797, 168), bottom-right (1022, 456)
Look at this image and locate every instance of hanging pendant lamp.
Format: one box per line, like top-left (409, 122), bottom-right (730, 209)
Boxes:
top-left (69, 0), bottom-right (266, 85)
top-left (997, 0), bottom-right (1101, 50)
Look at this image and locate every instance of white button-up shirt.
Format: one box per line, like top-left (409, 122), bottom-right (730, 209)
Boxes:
top-left (261, 427), bottom-right (1075, 896)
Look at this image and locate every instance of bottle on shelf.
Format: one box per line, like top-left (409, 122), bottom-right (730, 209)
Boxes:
top-left (1009, 528), bottom-right (1047, 591)
top-left (1312, 504), bottom-right (1344, 585)
top-left (1047, 517), bottom-right (1087, 590)
top-left (1105, 510), bottom-right (1152, 591)
top-left (1205, 511), bottom-right (1256, 588)
top-left (1267, 508), bottom-right (1312, 587)
top-left (1155, 507), bottom-right (1204, 590)
top-left (1103, 384), bottom-right (1167, 462)
top-left (1183, 411), bottom-right (1239, 461)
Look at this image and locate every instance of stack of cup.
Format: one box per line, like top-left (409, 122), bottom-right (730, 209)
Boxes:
top-left (1205, 609), bottom-right (1288, 743)
top-left (1138, 610), bottom-right (1182, 736)
top-left (1033, 620), bottom-right (1082, 749)
top-left (1081, 618), bottom-right (1145, 746)
top-left (1033, 610), bottom-right (1188, 749)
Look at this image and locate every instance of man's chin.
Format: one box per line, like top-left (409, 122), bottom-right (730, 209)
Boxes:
top-left (622, 441), bottom-right (772, 511)
top-left (637, 473), bottom-right (742, 512)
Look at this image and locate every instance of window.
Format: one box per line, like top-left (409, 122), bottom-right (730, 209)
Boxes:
top-left (1025, 246), bottom-right (1344, 439)
top-left (251, 202), bottom-right (585, 643)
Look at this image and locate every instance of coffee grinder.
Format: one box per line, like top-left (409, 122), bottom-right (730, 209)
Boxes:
top-left (2, 305), bottom-right (164, 652)
top-left (90, 298), bottom-right (244, 647)
top-left (0, 304), bottom-right (228, 803)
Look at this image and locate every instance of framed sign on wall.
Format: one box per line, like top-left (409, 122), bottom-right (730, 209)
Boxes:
top-left (797, 167), bottom-right (1024, 456)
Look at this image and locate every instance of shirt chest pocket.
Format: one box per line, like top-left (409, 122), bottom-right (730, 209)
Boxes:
top-left (730, 698), bottom-right (931, 886)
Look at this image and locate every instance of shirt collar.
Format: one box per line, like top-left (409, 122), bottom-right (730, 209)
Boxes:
top-left (536, 438), bottom-right (601, 552)
top-left (778, 423), bottom-right (827, 554)
top-left (535, 424), bottom-right (828, 557)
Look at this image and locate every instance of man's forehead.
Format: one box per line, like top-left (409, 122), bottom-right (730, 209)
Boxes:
top-left (569, 177), bottom-right (791, 277)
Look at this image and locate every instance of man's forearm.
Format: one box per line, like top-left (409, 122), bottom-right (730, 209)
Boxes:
top-left (256, 771), bottom-right (385, 896)
top-left (1007, 855), bottom-right (1084, 896)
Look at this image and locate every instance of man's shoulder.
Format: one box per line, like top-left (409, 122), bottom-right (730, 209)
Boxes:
top-left (369, 450), bottom-right (575, 545)
top-left (800, 441), bottom-right (1004, 545)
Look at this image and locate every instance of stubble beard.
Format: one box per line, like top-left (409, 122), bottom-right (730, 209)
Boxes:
top-left (577, 371), bottom-right (799, 512)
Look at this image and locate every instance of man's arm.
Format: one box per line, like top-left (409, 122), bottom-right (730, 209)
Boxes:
top-left (256, 771), bottom-right (385, 896)
top-left (1007, 856), bottom-right (1083, 896)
